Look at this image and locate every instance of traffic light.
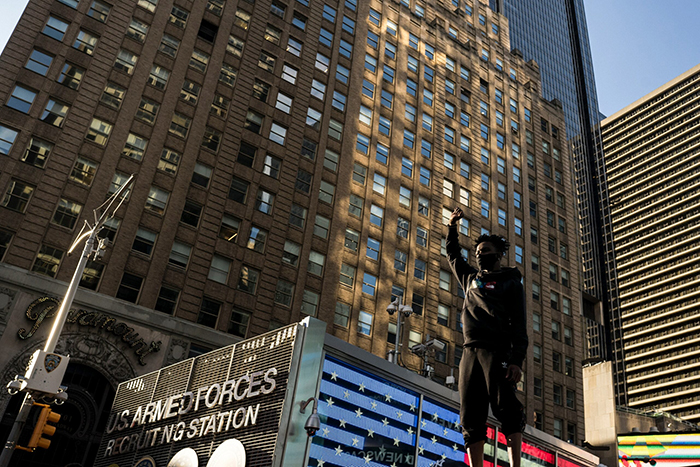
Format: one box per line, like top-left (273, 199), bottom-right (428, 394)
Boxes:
top-left (17, 403), bottom-right (60, 452)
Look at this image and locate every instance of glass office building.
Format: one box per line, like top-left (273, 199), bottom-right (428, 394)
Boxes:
top-left (489, 0), bottom-right (627, 403)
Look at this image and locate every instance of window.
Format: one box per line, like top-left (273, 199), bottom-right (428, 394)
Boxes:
top-left (127, 18), bottom-right (149, 42)
top-left (356, 134), bottom-right (370, 155)
top-left (481, 173), bottom-right (490, 191)
top-left (358, 311), bottom-right (373, 336)
top-left (169, 241), bottom-right (191, 267)
top-left (234, 8), bottom-right (251, 29)
top-left (85, 118), bottom-right (112, 145)
top-left (564, 326), bottom-right (573, 346)
top-left (0, 126), bottom-right (18, 156)
top-left (407, 55), bottom-right (418, 73)
top-left (405, 104), bottom-right (416, 122)
top-left (225, 36), bottom-right (245, 57)
top-left (343, 228), bottom-right (360, 252)
top-left (332, 91), bottom-right (346, 111)
top-left (218, 215), bottom-right (241, 243)
top-left (444, 179), bottom-right (455, 198)
top-left (26, 49), bottom-right (53, 75)
top-left (385, 41), bottom-right (396, 60)
top-left (562, 270), bottom-right (570, 288)
top-left (366, 237), bottom-right (380, 261)
top-left (481, 200), bottom-right (490, 218)
top-left (255, 189), bottom-right (274, 214)
top-left (315, 53), bottom-right (330, 73)
top-left (308, 251), bottom-right (325, 276)
top-left (237, 265), bottom-right (260, 293)
top-left (210, 95), bottom-right (230, 119)
top-left (158, 34), bottom-right (179, 57)
top-left (114, 49), bottom-right (138, 75)
top-left (498, 209), bottom-right (507, 227)
top-left (283, 37), bottom-right (302, 57)
top-left (7, 86), bottom-right (37, 113)
top-left (319, 28), bottom-right (333, 47)
top-left (135, 98), bottom-right (159, 125)
top-left (169, 6), bottom-right (188, 27)
top-left (335, 301), bottom-right (352, 326)
top-left (32, 245), bottom-right (64, 278)
top-left (419, 167), bottom-right (431, 186)
top-left (155, 286), bottom-right (179, 315)
top-left (560, 243), bottom-right (568, 260)
top-left (565, 357), bottom-right (574, 377)
top-left (258, 51), bottom-right (276, 73)
top-left (158, 148), bottom-right (181, 174)
top-left (116, 272), bottom-right (142, 303)
top-left (362, 273), bottom-right (377, 296)
top-left (306, 108), bottom-right (322, 130)
top-left (342, 15), bottom-right (355, 34)
top-left (349, 194), bottom-right (363, 217)
top-left (370, 204), bottom-right (384, 227)
top-left (270, 122), bottom-right (287, 145)
top-left (336, 64), bottom-right (350, 83)
top-left (301, 290), bottom-right (320, 317)
top-left (192, 163), bottom-right (212, 188)
top-left (145, 186), bottom-right (169, 214)
top-left (497, 182), bottom-right (506, 200)
top-left (229, 308), bottom-right (250, 337)
top-left (43, 17), bottom-right (69, 41)
top-left (179, 80), bottom-right (201, 105)
top-left (373, 173), bottom-right (386, 195)
top-left (122, 133), bottom-right (148, 161)
top-left (281, 64), bottom-right (298, 85)
top-left (180, 199), bottom-right (202, 227)
top-left (397, 217), bottom-right (409, 239)
top-left (50, 198), bottom-right (82, 230)
top-left (415, 196), bottom-right (429, 217)
top-left (437, 304), bottom-right (449, 326)
top-left (439, 270), bottom-right (451, 291)
top-left (296, 169), bottom-right (312, 193)
top-left (70, 157), bottom-right (98, 186)
top-left (274, 280), bottom-right (294, 307)
top-left (21, 137), bottom-right (52, 168)
top-left (319, 180), bottom-right (335, 204)
top-left (246, 226), bottom-right (268, 253)
top-left (147, 65), bottom-right (169, 90)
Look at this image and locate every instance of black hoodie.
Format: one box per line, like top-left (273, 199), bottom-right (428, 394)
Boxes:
top-left (446, 225), bottom-right (528, 368)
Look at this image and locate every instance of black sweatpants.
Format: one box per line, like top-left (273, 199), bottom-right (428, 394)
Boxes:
top-left (459, 346), bottom-right (525, 446)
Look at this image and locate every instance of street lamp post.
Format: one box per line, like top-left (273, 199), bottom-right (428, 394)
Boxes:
top-left (0, 175), bottom-right (134, 467)
top-left (386, 296), bottom-right (413, 365)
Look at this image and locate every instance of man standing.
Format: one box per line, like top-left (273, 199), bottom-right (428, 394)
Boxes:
top-left (446, 207), bottom-right (528, 467)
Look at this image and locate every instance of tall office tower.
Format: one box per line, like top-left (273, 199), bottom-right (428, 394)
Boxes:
top-left (0, 0), bottom-right (584, 451)
top-left (488, 0), bottom-right (626, 402)
top-left (601, 64), bottom-right (700, 423)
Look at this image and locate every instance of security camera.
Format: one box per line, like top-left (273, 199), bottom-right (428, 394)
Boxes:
top-left (386, 299), bottom-right (398, 315)
top-left (425, 339), bottom-right (446, 352)
top-left (305, 412), bottom-right (320, 437)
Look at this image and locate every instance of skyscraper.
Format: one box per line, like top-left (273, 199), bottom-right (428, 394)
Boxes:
top-left (489, 0), bottom-right (627, 403)
top-left (601, 64), bottom-right (700, 423)
top-left (0, 0), bottom-right (584, 456)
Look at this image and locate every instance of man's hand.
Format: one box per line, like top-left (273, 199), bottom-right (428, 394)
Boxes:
top-left (505, 364), bottom-right (522, 384)
top-left (449, 207), bottom-right (464, 226)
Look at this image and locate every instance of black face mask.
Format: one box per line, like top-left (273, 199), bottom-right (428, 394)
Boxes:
top-left (477, 253), bottom-right (500, 271)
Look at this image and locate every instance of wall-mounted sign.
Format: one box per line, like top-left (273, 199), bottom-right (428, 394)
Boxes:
top-left (17, 297), bottom-right (161, 365)
top-left (94, 324), bottom-right (298, 467)
top-left (618, 433), bottom-right (700, 467)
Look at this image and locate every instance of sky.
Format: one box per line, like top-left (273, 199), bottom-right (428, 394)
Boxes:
top-left (0, 1), bottom-right (698, 118)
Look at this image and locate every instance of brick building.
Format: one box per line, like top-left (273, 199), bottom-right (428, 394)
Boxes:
top-left (0, 0), bottom-right (585, 462)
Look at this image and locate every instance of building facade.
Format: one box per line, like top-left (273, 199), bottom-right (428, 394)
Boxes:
top-left (488, 0), bottom-right (626, 404)
top-left (601, 64), bottom-right (700, 423)
top-left (0, 0), bottom-right (584, 458)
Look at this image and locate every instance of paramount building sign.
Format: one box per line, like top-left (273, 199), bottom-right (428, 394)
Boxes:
top-left (95, 323), bottom-right (305, 467)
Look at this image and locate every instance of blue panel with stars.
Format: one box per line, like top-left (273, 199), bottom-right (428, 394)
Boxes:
top-left (416, 398), bottom-right (468, 466)
top-left (308, 356), bottom-right (421, 467)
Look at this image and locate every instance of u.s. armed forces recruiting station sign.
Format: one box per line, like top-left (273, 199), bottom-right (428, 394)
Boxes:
top-left (94, 323), bottom-right (301, 467)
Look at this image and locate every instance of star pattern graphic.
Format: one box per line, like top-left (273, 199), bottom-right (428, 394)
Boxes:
top-left (317, 460), bottom-right (325, 467)
top-left (453, 443), bottom-right (460, 452)
top-left (385, 393), bottom-right (393, 403)
top-left (367, 428), bottom-right (375, 437)
top-left (393, 437), bottom-right (400, 446)
top-left (326, 397), bottom-right (334, 407)
top-left (407, 427), bottom-right (414, 435)
top-left (352, 437), bottom-right (359, 446)
top-left (418, 445), bottom-right (425, 454)
top-left (359, 382), bottom-right (365, 392)
top-left (432, 412), bottom-right (439, 421)
top-left (355, 407), bottom-right (363, 418)
top-left (364, 454), bottom-right (372, 464)
top-left (339, 419), bottom-right (346, 428)
top-left (443, 427), bottom-right (449, 436)
top-left (334, 445), bottom-right (343, 456)
top-left (431, 435), bottom-right (438, 444)
top-left (382, 417), bottom-right (390, 426)
top-left (322, 427), bottom-right (330, 437)
top-left (344, 390), bottom-right (350, 399)
top-left (409, 402), bottom-right (416, 411)
top-left (330, 371), bottom-right (338, 381)
top-left (396, 411), bottom-right (403, 419)
top-left (370, 401), bottom-right (378, 409)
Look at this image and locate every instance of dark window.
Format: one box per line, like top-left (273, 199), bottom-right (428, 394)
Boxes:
top-left (237, 141), bottom-right (256, 167)
top-left (197, 19), bottom-right (218, 42)
top-left (116, 272), bottom-right (143, 303)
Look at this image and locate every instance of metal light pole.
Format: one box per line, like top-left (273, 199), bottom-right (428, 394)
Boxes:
top-left (0, 175), bottom-right (134, 467)
top-left (386, 296), bottom-right (413, 365)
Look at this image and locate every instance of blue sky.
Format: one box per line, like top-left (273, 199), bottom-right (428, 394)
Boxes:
top-left (0, 1), bottom-right (698, 117)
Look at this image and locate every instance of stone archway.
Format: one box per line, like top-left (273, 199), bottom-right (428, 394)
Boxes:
top-left (0, 332), bottom-right (136, 421)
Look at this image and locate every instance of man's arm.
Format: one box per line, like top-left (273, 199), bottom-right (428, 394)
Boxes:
top-left (446, 208), bottom-right (477, 291)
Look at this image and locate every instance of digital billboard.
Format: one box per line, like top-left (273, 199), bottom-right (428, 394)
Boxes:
top-left (94, 323), bottom-right (300, 467)
top-left (618, 433), bottom-right (700, 467)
